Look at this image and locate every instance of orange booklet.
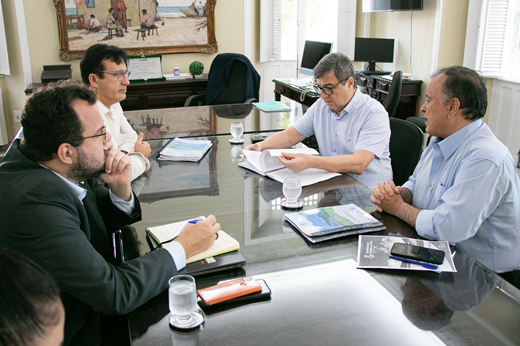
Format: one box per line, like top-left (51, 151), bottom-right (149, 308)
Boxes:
top-left (197, 277), bottom-right (262, 306)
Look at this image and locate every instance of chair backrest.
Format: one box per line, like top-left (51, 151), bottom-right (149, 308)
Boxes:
top-left (389, 118), bottom-right (423, 186)
top-left (382, 70), bottom-right (403, 118)
top-left (210, 60), bottom-right (248, 105)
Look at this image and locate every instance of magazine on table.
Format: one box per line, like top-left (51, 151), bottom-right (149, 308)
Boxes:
top-left (158, 137), bottom-right (212, 162)
top-left (357, 235), bottom-right (457, 273)
top-left (285, 204), bottom-right (386, 243)
top-left (239, 149), bottom-right (340, 186)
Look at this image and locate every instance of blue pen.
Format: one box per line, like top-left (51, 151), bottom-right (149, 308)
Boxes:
top-left (389, 255), bottom-right (439, 270)
top-left (188, 219), bottom-right (200, 224)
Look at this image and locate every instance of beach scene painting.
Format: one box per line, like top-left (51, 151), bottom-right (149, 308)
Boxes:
top-left (56, 0), bottom-right (217, 60)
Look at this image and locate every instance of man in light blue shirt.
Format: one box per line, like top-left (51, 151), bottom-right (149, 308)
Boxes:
top-left (245, 53), bottom-right (392, 189)
top-left (371, 66), bottom-right (520, 286)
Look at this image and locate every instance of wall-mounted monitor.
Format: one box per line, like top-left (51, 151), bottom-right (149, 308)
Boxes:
top-left (299, 40), bottom-right (333, 78)
top-left (362, 0), bottom-right (423, 12)
top-left (354, 37), bottom-right (395, 74)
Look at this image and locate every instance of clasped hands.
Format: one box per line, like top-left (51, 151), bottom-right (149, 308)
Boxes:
top-left (100, 141), bottom-right (133, 200)
top-left (370, 179), bottom-right (405, 215)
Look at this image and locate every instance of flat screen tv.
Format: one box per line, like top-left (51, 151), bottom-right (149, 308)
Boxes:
top-left (354, 37), bottom-right (395, 74)
top-left (362, 0), bottom-right (423, 12)
top-left (299, 40), bottom-right (333, 77)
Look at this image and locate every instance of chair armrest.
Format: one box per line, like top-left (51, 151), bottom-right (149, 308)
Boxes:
top-left (245, 98), bottom-right (257, 104)
top-left (184, 94), bottom-right (203, 107)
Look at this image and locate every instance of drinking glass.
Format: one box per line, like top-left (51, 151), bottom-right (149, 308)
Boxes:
top-left (229, 121), bottom-right (244, 144)
top-left (168, 275), bottom-right (204, 329)
top-left (281, 176), bottom-right (303, 209)
top-left (230, 145), bottom-right (244, 162)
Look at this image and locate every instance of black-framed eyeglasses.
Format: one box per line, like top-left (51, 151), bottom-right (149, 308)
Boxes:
top-left (101, 70), bottom-right (131, 80)
top-left (80, 125), bottom-right (107, 141)
top-left (313, 78), bottom-right (347, 95)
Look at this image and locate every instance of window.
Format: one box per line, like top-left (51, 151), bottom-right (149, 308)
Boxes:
top-left (464, 0), bottom-right (520, 81)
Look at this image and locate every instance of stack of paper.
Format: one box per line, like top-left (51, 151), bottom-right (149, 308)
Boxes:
top-left (163, 73), bottom-right (193, 80)
top-left (146, 218), bottom-right (240, 264)
top-left (284, 204), bottom-right (386, 243)
top-left (158, 137), bottom-right (212, 162)
top-left (239, 149), bottom-right (340, 186)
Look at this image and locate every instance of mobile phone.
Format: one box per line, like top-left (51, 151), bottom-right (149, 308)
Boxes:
top-left (390, 243), bottom-right (445, 265)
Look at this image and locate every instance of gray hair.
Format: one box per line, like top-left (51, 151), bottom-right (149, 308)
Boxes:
top-left (431, 66), bottom-right (487, 121)
top-left (313, 52), bottom-right (355, 85)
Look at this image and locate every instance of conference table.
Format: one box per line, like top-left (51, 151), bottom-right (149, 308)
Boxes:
top-left (126, 131), bottom-right (520, 346)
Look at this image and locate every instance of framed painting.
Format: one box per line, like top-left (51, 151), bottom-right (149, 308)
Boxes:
top-left (54, 0), bottom-right (218, 61)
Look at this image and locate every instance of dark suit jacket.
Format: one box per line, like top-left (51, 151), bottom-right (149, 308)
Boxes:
top-left (205, 53), bottom-right (260, 105)
top-left (0, 140), bottom-right (178, 346)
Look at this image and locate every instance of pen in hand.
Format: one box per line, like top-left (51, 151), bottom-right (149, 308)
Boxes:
top-left (188, 219), bottom-right (200, 224)
top-left (389, 255), bottom-right (439, 270)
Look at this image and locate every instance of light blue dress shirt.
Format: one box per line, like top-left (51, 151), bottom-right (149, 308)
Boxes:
top-left (293, 88), bottom-right (393, 189)
top-left (48, 168), bottom-right (186, 270)
top-left (402, 119), bottom-right (520, 273)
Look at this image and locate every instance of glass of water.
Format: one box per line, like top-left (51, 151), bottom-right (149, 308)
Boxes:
top-left (281, 176), bottom-right (303, 209)
top-left (168, 275), bottom-right (204, 329)
top-left (229, 121), bottom-right (244, 144)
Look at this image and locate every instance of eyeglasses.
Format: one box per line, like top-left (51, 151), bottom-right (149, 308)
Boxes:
top-left (80, 125), bottom-right (107, 141)
top-left (313, 78), bottom-right (347, 96)
top-left (101, 70), bottom-right (131, 80)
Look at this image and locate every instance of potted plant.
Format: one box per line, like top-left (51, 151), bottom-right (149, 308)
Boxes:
top-left (189, 61), bottom-right (204, 79)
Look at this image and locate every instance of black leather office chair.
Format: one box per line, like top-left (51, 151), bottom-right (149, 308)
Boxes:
top-left (184, 53), bottom-right (260, 107)
top-left (382, 70), bottom-right (403, 118)
top-left (406, 116), bottom-right (431, 147)
top-left (389, 118), bottom-right (423, 186)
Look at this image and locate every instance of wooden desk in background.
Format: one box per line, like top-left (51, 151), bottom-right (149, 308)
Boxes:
top-left (25, 75), bottom-right (209, 111)
top-left (274, 74), bottom-right (423, 120)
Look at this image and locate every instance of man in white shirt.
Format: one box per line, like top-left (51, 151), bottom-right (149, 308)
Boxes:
top-left (80, 44), bottom-right (151, 181)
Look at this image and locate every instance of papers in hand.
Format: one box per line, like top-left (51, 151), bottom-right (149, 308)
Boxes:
top-left (285, 204), bottom-right (386, 243)
top-left (146, 218), bottom-right (240, 264)
top-left (158, 137), bottom-right (212, 162)
top-left (357, 235), bottom-right (457, 273)
top-left (239, 149), bottom-right (340, 186)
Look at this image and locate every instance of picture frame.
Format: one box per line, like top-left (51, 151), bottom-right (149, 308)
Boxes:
top-left (53, 0), bottom-right (218, 61)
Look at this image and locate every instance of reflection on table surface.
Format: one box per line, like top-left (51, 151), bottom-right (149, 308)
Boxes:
top-left (123, 101), bottom-right (305, 140)
top-left (129, 134), bottom-right (520, 346)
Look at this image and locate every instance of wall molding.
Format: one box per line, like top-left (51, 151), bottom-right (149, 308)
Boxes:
top-left (14, 0), bottom-right (31, 87)
top-left (430, 0), bottom-right (443, 74)
top-left (244, 0), bottom-right (252, 59)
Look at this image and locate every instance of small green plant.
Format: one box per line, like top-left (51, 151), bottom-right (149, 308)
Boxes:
top-left (189, 61), bottom-right (204, 76)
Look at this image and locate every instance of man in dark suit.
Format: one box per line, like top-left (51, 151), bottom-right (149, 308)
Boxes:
top-left (0, 81), bottom-right (220, 346)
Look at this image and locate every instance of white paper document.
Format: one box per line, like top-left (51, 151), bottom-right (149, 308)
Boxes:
top-left (239, 148), bottom-right (340, 186)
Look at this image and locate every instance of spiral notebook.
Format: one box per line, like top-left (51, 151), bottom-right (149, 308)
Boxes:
top-left (284, 204), bottom-right (385, 243)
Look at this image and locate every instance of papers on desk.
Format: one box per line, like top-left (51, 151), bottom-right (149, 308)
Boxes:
top-left (285, 204), bottom-right (386, 243)
top-left (163, 73), bottom-right (193, 80)
top-left (158, 137), bottom-right (212, 162)
top-left (357, 235), bottom-right (457, 273)
top-left (239, 149), bottom-right (341, 186)
top-left (146, 218), bottom-right (240, 264)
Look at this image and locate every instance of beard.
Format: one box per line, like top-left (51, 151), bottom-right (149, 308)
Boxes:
top-left (68, 146), bottom-right (107, 183)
